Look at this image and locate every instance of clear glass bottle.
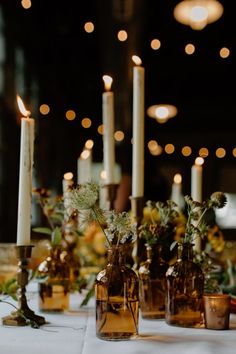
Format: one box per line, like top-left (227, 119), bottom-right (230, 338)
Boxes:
top-left (95, 245), bottom-right (139, 340)
top-left (139, 244), bottom-right (168, 319)
top-left (37, 246), bottom-right (70, 312)
top-left (165, 243), bottom-right (204, 327)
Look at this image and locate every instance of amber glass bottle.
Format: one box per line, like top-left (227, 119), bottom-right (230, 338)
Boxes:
top-left (95, 245), bottom-right (139, 340)
top-left (37, 246), bottom-right (70, 312)
top-left (139, 244), bottom-right (168, 319)
top-left (165, 243), bottom-right (204, 327)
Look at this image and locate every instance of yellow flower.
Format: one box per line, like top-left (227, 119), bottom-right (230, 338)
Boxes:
top-left (207, 225), bottom-right (225, 253)
top-left (142, 206), bottom-right (160, 223)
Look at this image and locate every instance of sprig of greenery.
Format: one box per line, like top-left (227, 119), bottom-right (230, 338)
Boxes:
top-left (32, 188), bottom-right (65, 245)
top-left (139, 200), bottom-right (180, 247)
top-left (0, 278), bottom-right (18, 301)
top-left (183, 191), bottom-right (227, 244)
top-left (70, 182), bottom-right (137, 246)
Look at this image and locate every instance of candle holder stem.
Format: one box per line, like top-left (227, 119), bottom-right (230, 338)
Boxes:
top-left (130, 196), bottom-right (144, 270)
top-left (2, 245), bottom-right (46, 327)
top-left (102, 184), bottom-right (119, 211)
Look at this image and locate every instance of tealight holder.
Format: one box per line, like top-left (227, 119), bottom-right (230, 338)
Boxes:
top-left (2, 245), bottom-right (46, 327)
top-left (102, 183), bottom-right (119, 211)
top-left (129, 196), bottom-right (144, 270)
top-left (203, 293), bottom-right (231, 330)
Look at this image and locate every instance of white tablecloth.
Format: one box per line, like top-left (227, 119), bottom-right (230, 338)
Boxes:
top-left (1, 285), bottom-right (236, 354)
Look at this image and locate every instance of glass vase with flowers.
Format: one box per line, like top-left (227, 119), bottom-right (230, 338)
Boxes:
top-left (138, 200), bottom-right (181, 319)
top-left (70, 182), bottom-right (139, 341)
top-left (165, 191), bottom-right (227, 328)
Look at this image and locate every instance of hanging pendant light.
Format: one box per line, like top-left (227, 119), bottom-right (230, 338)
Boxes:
top-left (173, 0), bottom-right (224, 30)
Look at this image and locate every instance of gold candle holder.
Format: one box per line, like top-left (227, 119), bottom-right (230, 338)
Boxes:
top-left (129, 196), bottom-right (144, 270)
top-left (2, 245), bottom-right (46, 327)
top-left (102, 183), bottom-right (119, 211)
top-left (203, 294), bottom-right (231, 330)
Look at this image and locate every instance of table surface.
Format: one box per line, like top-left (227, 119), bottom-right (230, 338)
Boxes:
top-left (1, 283), bottom-right (236, 354)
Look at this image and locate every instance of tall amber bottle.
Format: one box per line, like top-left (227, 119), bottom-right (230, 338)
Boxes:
top-left (95, 245), bottom-right (139, 340)
top-left (165, 243), bottom-right (204, 327)
top-left (139, 244), bottom-right (168, 319)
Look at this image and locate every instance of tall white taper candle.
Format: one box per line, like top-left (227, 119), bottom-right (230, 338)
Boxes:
top-left (16, 96), bottom-right (34, 246)
top-left (191, 157), bottom-right (204, 253)
top-left (102, 75), bottom-right (115, 184)
top-left (132, 56), bottom-right (145, 197)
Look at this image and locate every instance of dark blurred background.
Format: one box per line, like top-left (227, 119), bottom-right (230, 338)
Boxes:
top-left (0, 0), bottom-right (235, 242)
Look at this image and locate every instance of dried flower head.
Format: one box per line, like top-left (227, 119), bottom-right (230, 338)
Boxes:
top-left (69, 182), bottom-right (137, 246)
top-left (208, 191), bottom-right (227, 209)
top-left (70, 182), bottom-right (99, 210)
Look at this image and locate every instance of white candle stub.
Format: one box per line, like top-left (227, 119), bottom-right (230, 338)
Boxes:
top-left (191, 157), bottom-right (204, 203)
top-left (77, 149), bottom-right (92, 184)
top-left (171, 173), bottom-right (184, 210)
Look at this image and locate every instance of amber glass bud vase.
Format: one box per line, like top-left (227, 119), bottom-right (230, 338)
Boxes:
top-left (165, 243), bottom-right (204, 327)
top-left (139, 244), bottom-right (168, 319)
top-left (95, 245), bottom-right (139, 341)
top-left (37, 245), bottom-right (70, 312)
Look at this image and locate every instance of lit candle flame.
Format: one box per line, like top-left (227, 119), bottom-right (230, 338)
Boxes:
top-left (195, 156), bottom-right (204, 166)
top-left (100, 170), bottom-right (107, 180)
top-left (85, 139), bottom-right (94, 149)
top-left (132, 55), bottom-right (142, 66)
top-left (102, 75), bottom-right (113, 91)
top-left (63, 172), bottom-right (73, 180)
top-left (17, 95), bottom-right (31, 117)
top-left (81, 149), bottom-right (90, 160)
top-left (174, 173), bottom-right (182, 184)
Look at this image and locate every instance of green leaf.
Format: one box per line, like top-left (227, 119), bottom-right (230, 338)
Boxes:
top-left (32, 227), bottom-right (52, 235)
top-left (51, 226), bottom-right (62, 245)
top-left (80, 287), bottom-right (95, 307)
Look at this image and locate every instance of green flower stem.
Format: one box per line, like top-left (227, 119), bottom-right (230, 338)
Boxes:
top-left (91, 207), bottom-right (111, 247)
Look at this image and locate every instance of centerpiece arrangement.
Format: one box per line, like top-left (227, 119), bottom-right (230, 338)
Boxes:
top-left (138, 200), bottom-right (182, 319)
top-left (165, 191), bottom-right (227, 328)
top-left (70, 181), bottom-right (139, 341)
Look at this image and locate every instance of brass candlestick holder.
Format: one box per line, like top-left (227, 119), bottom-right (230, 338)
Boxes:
top-left (102, 183), bottom-right (119, 211)
top-left (130, 196), bottom-right (144, 270)
top-left (2, 245), bottom-right (46, 327)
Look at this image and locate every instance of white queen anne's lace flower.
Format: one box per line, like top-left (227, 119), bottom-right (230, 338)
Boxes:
top-left (70, 182), bottom-right (99, 210)
top-left (69, 182), bottom-right (137, 246)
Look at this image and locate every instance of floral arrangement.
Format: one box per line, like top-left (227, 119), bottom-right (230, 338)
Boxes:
top-left (139, 200), bottom-right (182, 247)
top-left (182, 191), bottom-right (227, 245)
top-left (70, 181), bottom-right (137, 247)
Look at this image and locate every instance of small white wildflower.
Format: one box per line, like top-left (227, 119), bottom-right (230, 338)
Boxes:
top-left (70, 182), bottom-right (99, 210)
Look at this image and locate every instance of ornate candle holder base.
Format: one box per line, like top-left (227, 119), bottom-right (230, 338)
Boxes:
top-left (129, 196), bottom-right (144, 271)
top-left (102, 183), bottom-right (119, 211)
top-left (2, 245), bottom-right (46, 327)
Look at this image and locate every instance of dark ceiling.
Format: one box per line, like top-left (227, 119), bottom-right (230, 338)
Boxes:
top-left (2, 0), bottom-right (235, 138)
top-left (0, 0), bottom-right (236, 242)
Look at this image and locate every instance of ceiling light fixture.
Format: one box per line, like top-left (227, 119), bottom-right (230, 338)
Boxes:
top-left (173, 0), bottom-right (224, 30)
top-left (147, 104), bottom-right (178, 123)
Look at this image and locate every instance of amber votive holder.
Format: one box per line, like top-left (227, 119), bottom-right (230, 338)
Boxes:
top-left (203, 294), bottom-right (231, 330)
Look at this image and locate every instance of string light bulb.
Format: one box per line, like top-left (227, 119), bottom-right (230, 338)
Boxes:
top-left (173, 0), bottom-right (224, 30)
